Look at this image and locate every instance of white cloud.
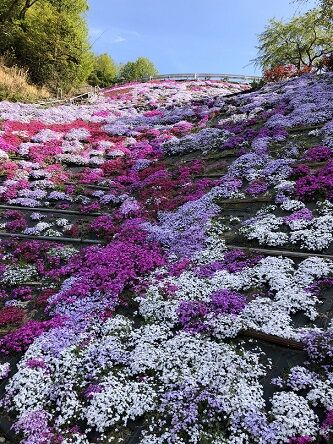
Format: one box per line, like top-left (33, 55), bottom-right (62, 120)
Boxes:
top-left (90, 27), bottom-right (104, 37)
top-left (111, 35), bottom-right (126, 43)
top-left (89, 26), bottom-right (142, 48)
top-left (126, 30), bottom-right (141, 38)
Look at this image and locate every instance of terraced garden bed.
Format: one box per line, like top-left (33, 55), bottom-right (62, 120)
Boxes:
top-left (1, 76), bottom-right (333, 443)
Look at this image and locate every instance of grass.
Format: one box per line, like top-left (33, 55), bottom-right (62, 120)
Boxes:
top-left (0, 61), bottom-right (50, 102)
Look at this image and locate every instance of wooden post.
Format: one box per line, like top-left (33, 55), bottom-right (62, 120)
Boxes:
top-left (241, 329), bottom-right (304, 350)
top-left (0, 204), bottom-right (104, 216)
top-left (0, 232), bottom-right (102, 244)
top-left (226, 245), bottom-right (333, 261)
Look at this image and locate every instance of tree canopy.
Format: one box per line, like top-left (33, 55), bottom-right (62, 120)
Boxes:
top-left (119, 57), bottom-right (158, 82)
top-left (316, 0), bottom-right (333, 15)
top-left (0, 0), bottom-right (93, 92)
top-left (0, 1), bottom-right (159, 94)
top-left (88, 53), bottom-right (118, 87)
top-left (296, 0), bottom-right (333, 19)
top-left (255, 9), bottom-right (333, 71)
top-left (0, 0), bottom-right (40, 26)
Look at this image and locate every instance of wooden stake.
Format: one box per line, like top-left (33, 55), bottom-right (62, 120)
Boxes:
top-left (0, 205), bottom-right (104, 217)
top-left (241, 329), bottom-right (304, 350)
top-left (217, 196), bottom-right (273, 205)
top-left (0, 232), bottom-right (101, 244)
top-left (227, 244), bottom-right (333, 260)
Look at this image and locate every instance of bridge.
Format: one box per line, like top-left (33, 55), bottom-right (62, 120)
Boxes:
top-left (139, 73), bottom-right (262, 83)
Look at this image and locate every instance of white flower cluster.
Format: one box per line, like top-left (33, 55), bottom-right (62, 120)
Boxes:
top-left (240, 213), bottom-right (289, 247)
top-left (64, 128), bottom-right (91, 141)
top-left (85, 373), bottom-right (156, 432)
top-left (269, 392), bottom-right (318, 442)
top-left (290, 214), bottom-right (333, 251)
top-left (23, 218), bottom-right (72, 237)
top-left (239, 200), bottom-right (333, 251)
top-left (139, 246), bottom-right (333, 340)
top-left (31, 129), bottom-right (63, 143)
top-left (0, 362), bottom-right (10, 380)
top-left (5, 315), bottom-right (271, 443)
top-left (1, 264), bottom-right (37, 285)
top-left (47, 246), bottom-right (78, 260)
top-left (0, 148), bottom-right (9, 160)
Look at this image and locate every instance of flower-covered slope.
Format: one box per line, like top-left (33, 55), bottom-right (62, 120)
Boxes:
top-left (1, 77), bottom-right (333, 443)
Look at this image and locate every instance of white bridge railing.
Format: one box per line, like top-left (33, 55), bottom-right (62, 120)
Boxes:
top-left (139, 73), bottom-right (262, 83)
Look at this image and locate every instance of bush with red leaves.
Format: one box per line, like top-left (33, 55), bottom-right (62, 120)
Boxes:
top-left (264, 65), bottom-right (312, 82)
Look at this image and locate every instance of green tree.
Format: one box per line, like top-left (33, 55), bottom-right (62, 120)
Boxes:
top-left (255, 9), bottom-right (333, 71)
top-left (88, 53), bottom-right (117, 87)
top-left (316, 0), bottom-right (333, 14)
top-left (0, 0), bottom-right (41, 24)
top-left (119, 57), bottom-right (158, 81)
top-left (132, 57), bottom-right (158, 79)
top-left (118, 61), bottom-right (135, 81)
top-left (319, 0), bottom-right (333, 16)
top-left (295, 0), bottom-right (333, 19)
top-left (0, 0), bottom-right (41, 55)
top-left (1, 0), bottom-right (93, 93)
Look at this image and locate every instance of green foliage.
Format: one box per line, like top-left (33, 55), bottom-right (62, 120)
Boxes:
top-left (321, 0), bottom-right (333, 17)
top-left (0, 0), bottom-right (38, 28)
top-left (15, 0), bottom-right (93, 92)
top-left (0, 0), bottom-right (93, 93)
top-left (119, 57), bottom-right (158, 81)
top-left (0, 1), bottom-right (158, 95)
top-left (132, 57), bottom-right (158, 79)
top-left (119, 61), bottom-right (136, 82)
top-left (0, 1), bottom-right (30, 54)
top-left (255, 8), bottom-right (333, 71)
top-left (316, 0), bottom-right (333, 15)
top-left (88, 53), bottom-right (117, 87)
top-left (296, 0), bottom-right (333, 20)
top-left (250, 78), bottom-right (265, 90)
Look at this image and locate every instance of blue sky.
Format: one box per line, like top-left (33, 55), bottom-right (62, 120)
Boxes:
top-left (87, 0), bottom-right (316, 75)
